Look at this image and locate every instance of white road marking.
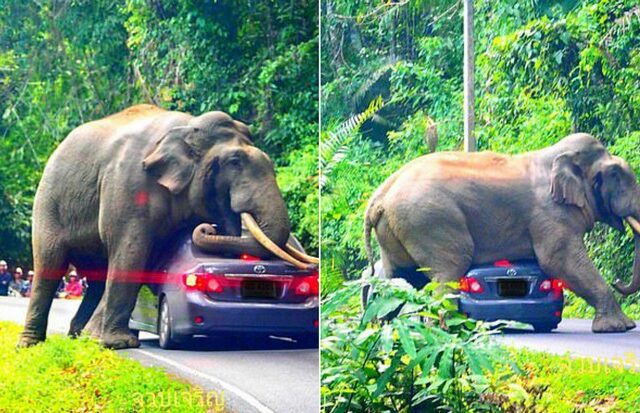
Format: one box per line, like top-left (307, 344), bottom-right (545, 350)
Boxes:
top-left (132, 348), bottom-right (275, 413)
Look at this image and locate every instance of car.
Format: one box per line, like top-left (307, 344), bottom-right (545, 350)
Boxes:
top-left (129, 229), bottom-right (319, 349)
top-left (363, 259), bottom-right (564, 332)
top-left (458, 259), bottom-right (564, 332)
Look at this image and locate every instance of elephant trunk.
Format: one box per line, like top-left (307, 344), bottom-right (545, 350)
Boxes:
top-left (192, 213), bottom-right (315, 270)
top-left (613, 216), bottom-right (640, 296)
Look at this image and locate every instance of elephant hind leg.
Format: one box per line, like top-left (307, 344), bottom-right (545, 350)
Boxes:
top-left (400, 227), bottom-right (474, 285)
top-left (18, 241), bottom-right (68, 347)
top-left (69, 278), bottom-right (106, 337)
top-left (376, 215), bottom-right (419, 277)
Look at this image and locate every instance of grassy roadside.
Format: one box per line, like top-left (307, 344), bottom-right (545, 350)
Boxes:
top-left (563, 291), bottom-right (640, 321)
top-left (490, 348), bottom-right (640, 413)
top-left (0, 322), bottom-right (224, 413)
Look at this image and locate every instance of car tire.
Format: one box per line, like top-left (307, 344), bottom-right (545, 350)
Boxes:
top-left (158, 297), bottom-right (184, 349)
top-left (533, 323), bottom-right (557, 333)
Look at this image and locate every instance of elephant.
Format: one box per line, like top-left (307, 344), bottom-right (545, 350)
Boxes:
top-left (364, 133), bottom-right (640, 333)
top-left (18, 104), bottom-right (316, 349)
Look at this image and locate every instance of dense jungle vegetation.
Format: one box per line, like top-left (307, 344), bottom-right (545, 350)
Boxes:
top-left (320, 0), bottom-right (640, 316)
top-left (0, 0), bottom-right (318, 267)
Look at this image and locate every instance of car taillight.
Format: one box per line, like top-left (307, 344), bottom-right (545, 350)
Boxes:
top-left (553, 279), bottom-right (564, 290)
top-left (459, 276), bottom-right (483, 293)
top-left (240, 253), bottom-right (260, 261)
top-left (183, 273), bottom-right (225, 293)
top-left (539, 278), bottom-right (564, 293)
top-left (494, 259), bottom-right (512, 267)
top-left (293, 274), bottom-right (319, 296)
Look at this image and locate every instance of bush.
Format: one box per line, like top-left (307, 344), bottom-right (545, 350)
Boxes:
top-left (321, 279), bottom-right (502, 412)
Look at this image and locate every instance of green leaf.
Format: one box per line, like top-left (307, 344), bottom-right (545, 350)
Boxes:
top-left (394, 320), bottom-right (417, 358)
top-left (379, 323), bottom-right (394, 353)
top-left (373, 352), bottom-right (402, 398)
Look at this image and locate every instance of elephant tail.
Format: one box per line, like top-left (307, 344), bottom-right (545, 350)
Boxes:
top-left (364, 200), bottom-right (383, 278)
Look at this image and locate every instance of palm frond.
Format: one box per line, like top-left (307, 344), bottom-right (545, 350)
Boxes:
top-left (320, 96), bottom-right (384, 189)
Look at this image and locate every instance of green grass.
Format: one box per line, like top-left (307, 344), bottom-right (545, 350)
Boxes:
top-left (562, 291), bottom-right (640, 321)
top-left (488, 348), bottom-right (640, 413)
top-left (0, 322), bottom-right (224, 413)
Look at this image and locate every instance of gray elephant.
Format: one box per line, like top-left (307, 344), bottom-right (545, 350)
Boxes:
top-left (364, 133), bottom-right (639, 333)
top-left (19, 104), bottom-right (316, 349)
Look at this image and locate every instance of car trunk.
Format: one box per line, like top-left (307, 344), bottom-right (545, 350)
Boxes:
top-left (189, 260), bottom-right (318, 304)
top-left (465, 261), bottom-right (552, 300)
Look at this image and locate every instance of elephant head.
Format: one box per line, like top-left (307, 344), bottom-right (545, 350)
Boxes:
top-left (142, 111), bottom-right (317, 268)
top-left (549, 133), bottom-right (640, 295)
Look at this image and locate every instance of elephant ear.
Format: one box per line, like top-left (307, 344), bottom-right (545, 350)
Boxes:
top-left (550, 151), bottom-right (588, 209)
top-left (143, 126), bottom-right (197, 194)
top-left (593, 164), bottom-right (625, 232)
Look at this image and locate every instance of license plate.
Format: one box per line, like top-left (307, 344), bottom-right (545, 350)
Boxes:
top-left (498, 279), bottom-right (528, 298)
top-left (241, 280), bottom-right (278, 299)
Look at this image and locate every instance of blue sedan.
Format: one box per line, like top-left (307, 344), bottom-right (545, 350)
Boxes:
top-left (364, 259), bottom-right (564, 332)
top-left (129, 230), bottom-right (319, 349)
top-left (459, 259), bottom-right (564, 332)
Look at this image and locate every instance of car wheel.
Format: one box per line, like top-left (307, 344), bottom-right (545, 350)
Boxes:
top-left (533, 323), bottom-right (557, 333)
top-left (158, 297), bottom-right (183, 349)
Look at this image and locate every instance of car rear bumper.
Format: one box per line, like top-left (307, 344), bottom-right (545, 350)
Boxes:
top-left (459, 294), bottom-right (563, 325)
top-left (168, 291), bottom-right (319, 336)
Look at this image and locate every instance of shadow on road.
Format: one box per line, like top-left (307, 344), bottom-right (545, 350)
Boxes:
top-left (140, 333), bottom-right (319, 352)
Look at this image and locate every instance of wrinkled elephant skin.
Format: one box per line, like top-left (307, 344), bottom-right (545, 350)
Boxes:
top-left (19, 104), bottom-right (295, 349)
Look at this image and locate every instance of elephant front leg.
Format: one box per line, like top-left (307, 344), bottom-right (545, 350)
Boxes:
top-left (535, 236), bottom-right (635, 333)
top-left (99, 278), bottom-right (142, 349)
top-left (86, 238), bottom-right (147, 349)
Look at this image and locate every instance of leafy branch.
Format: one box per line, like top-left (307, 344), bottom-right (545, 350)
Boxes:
top-left (320, 95), bottom-right (384, 189)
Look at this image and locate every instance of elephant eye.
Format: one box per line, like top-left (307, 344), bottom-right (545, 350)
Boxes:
top-left (224, 156), bottom-right (242, 167)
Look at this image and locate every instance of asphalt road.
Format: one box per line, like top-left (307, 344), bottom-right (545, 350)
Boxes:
top-left (0, 296), bottom-right (319, 413)
top-left (496, 318), bottom-right (640, 367)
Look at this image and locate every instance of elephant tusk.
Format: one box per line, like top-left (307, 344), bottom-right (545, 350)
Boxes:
top-left (241, 213), bottom-right (309, 269)
top-left (625, 216), bottom-right (640, 235)
top-left (285, 243), bottom-right (319, 264)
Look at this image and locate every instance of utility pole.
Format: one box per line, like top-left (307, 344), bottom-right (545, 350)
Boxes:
top-left (463, 0), bottom-right (476, 152)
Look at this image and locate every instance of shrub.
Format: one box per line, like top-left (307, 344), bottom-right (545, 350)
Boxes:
top-left (321, 279), bottom-right (502, 412)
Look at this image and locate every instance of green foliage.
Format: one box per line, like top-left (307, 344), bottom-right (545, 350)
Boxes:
top-left (321, 279), bottom-right (502, 412)
top-left (499, 348), bottom-right (640, 412)
top-left (320, 95), bottom-right (383, 188)
top-left (0, 322), bottom-right (213, 412)
top-left (321, 0), bottom-right (640, 318)
top-left (0, 0), bottom-right (318, 266)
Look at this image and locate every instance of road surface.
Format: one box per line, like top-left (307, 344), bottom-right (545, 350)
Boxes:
top-left (496, 318), bottom-right (640, 367)
top-left (0, 296), bottom-right (319, 413)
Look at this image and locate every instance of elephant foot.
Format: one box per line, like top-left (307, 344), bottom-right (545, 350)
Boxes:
top-left (623, 314), bottom-right (636, 331)
top-left (100, 331), bottom-right (140, 349)
top-left (16, 333), bottom-right (44, 348)
top-left (592, 313), bottom-right (633, 333)
top-left (68, 325), bottom-right (83, 338)
top-left (83, 324), bottom-right (102, 341)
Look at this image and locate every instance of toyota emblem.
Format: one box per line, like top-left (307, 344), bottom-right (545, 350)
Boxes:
top-left (506, 268), bottom-right (517, 277)
top-left (253, 264), bottom-right (266, 274)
